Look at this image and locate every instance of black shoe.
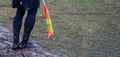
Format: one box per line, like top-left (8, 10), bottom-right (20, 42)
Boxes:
top-left (12, 43), bottom-right (19, 50)
top-left (26, 42), bottom-right (38, 48)
top-left (19, 42), bottom-right (39, 49)
top-left (19, 43), bottom-right (27, 49)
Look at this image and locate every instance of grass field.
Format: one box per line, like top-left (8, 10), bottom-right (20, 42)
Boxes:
top-left (0, 0), bottom-right (120, 57)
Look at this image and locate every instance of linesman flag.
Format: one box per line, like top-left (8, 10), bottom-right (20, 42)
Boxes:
top-left (42, 0), bottom-right (54, 39)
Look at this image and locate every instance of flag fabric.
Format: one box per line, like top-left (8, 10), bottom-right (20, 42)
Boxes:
top-left (42, 0), bottom-right (54, 39)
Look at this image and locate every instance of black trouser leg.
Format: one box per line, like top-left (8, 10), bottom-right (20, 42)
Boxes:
top-left (21, 8), bottom-right (37, 44)
top-left (13, 7), bottom-right (25, 44)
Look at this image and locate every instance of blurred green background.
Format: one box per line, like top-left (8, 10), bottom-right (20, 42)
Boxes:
top-left (0, 0), bottom-right (120, 57)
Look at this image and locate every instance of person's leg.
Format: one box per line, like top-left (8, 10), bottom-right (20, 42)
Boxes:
top-left (12, 7), bottom-right (25, 50)
top-left (21, 8), bottom-right (37, 49)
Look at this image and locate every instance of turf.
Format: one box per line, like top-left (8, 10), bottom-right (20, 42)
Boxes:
top-left (0, 0), bottom-right (120, 57)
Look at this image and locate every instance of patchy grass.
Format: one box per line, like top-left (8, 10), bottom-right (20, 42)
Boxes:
top-left (0, 0), bottom-right (120, 57)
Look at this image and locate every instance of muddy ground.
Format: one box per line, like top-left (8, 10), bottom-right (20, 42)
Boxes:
top-left (0, 24), bottom-right (58, 57)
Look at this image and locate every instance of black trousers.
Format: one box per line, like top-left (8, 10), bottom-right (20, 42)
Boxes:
top-left (13, 7), bottom-right (37, 43)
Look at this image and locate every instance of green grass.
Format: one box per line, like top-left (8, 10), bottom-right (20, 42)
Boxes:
top-left (0, 0), bottom-right (120, 57)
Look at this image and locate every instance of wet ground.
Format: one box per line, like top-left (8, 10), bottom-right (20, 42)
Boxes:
top-left (0, 24), bottom-right (58, 57)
